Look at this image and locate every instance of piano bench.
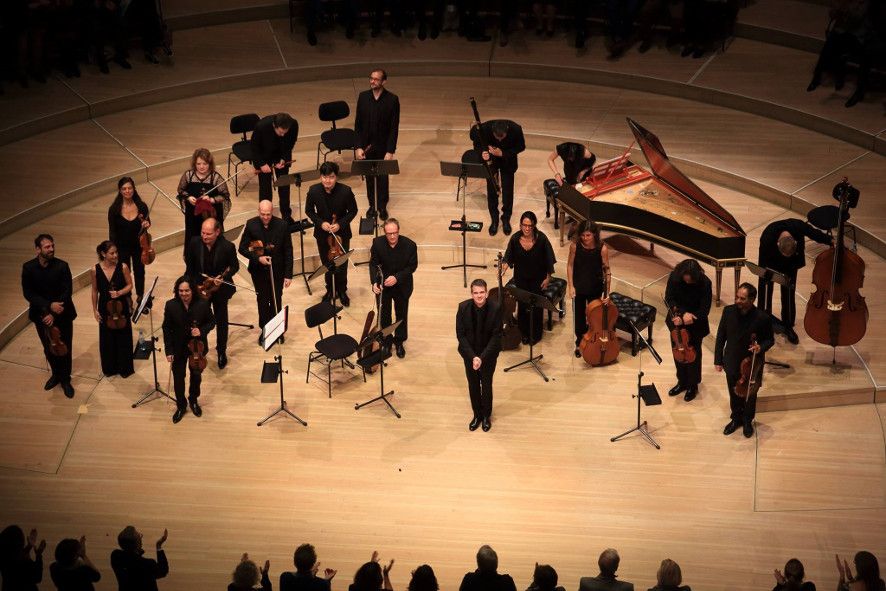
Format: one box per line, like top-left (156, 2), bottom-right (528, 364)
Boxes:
top-left (543, 178), bottom-right (560, 229)
top-left (506, 277), bottom-right (567, 331)
top-left (610, 292), bottom-right (657, 356)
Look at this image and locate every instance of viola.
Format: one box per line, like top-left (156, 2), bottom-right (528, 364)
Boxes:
top-left (579, 291), bottom-right (620, 366)
top-left (734, 333), bottom-right (763, 399)
top-left (198, 266), bottom-right (230, 299)
top-left (489, 252), bottom-right (522, 350)
top-left (187, 321), bottom-right (207, 373)
top-left (665, 299), bottom-right (697, 364)
top-left (105, 281), bottom-right (128, 330)
top-left (44, 324), bottom-right (68, 357)
top-left (803, 177), bottom-right (868, 348)
top-left (138, 214), bottom-right (156, 265)
top-left (327, 213), bottom-right (344, 261)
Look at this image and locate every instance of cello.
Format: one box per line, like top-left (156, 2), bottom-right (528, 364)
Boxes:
top-left (803, 177), bottom-right (868, 350)
top-left (488, 252), bottom-right (521, 350)
top-left (734, 334), bottom-right (763, 399)
top-left (579, 287), bottom-right (620, 366)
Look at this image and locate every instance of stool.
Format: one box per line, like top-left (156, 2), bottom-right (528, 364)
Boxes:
top-left (506, 277), bottom-right (567, 331)
top-left (807, 205), bottom-right (856, 246)
top-left (609, 292), bottom-right (657, 356)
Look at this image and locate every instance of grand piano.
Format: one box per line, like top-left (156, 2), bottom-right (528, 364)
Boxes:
top-left (548, 118), bottom-right (745, 303)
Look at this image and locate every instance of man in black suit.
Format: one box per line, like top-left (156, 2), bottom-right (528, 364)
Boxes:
top-left (251, 112), bottom-right (298, 224)
top-left (370, 218), bottom-right (418, 358)
top-left (757, 218), bottom-right (831, 344)
top-left (185, 218), bottom-right (239, 369)
top-left (238, 200), bottom-right (294, 338)
top-left (459, 545), bottom-right (516, 591)
top-left (279, 543), bottom-right (337, 591)
top-left (578, 548), bottom-right (634, 591)
top-left (469, 118), bottom-right (525, 236)
top-left (715, 282), bottom-right (774, 438)
top-left (110, 526), bottom-right (169, 591)
top-left (355, 68), bottom-right (400, 219)
top-left (21, 234), bottom-right (77, 398)
top-left (664, 258), bottom-right (712, 402)
top-left (162, 276), bottom-right (215, 424)
top-left (456, 279), bottom-right (502, 432)
top-left (305, 161), bottom-right (358, 307)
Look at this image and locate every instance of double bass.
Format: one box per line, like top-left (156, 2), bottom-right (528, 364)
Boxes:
top-left (579, 288), bottom-right (620, 366)
top-left (488, 252), bottom-right (521, 350)
top-left (803, 178), bottom-right (868, 349)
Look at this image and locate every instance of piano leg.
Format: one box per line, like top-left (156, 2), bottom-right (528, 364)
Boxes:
top-left (558, 209), bottom-right (566, 246)
top-left (715, 266), bottom-right (723, 307)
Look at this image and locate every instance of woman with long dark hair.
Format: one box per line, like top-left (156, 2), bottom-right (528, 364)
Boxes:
top-left (350, 551), bottom-right (394, 591)
top-left (567, 220), bottom-right (611, 357)
top-left (0, 525), bottom-right (45, 591)
top-left (838, 551), bottom-right (885, 591)
top-left (176, 148), bottom-right (230, 256)
top-left (90, 240), bottom-right (134, 378)
top-left (107, 177), bottom-right (150, 302)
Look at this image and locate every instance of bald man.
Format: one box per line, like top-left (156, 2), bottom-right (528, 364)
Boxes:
top-left (238, 200), bottom-right (293, 343)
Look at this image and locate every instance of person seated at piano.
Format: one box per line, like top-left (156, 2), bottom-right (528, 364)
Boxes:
top-left (664, 259), bottom-right (712, 403)
top-left (176, 148), bottom-right (230, 257)
top-left (469, 118), bottom-right (525, 237)
top-left (567, 221), bottom-right (611, 358)
top-left (500, 211), bottom-right (556, 345)
top-left (757, 218), bottom-right (831, 345)
top-left (548, 142), bottom-right (596, 186)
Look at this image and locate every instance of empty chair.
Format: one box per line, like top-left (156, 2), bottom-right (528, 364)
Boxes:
top-left (317, 101), bottom-right (358, 167)
top-left (228, 113), bottom-right (260, 196)
top-left (305, 301), bottom-right (363, 397)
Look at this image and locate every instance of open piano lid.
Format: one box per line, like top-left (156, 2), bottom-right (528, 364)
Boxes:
top-left (627, 117), bottom-right (744, 235)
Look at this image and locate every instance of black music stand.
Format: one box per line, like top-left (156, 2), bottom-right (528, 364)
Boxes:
top-left (440, 161), bottom-right (487, 287)
top-left (275, 169), bottom-right (319, 293)
top-left (502, 285), bottom-right (560, 382)
top-left (355, 320), bottom-right (402, 418)
top-left (744, 261), bottom-right (791, 369)
top-left (611, 319), bottom-right (663, 450)
top-left (353, 159), bottom-right (400, 265)
top-left (257, 306), bottom-right (307, 427)
top-left (308, 248), bottom-right (353, 335)
top-left (131, 278), bottom-right (175, 408)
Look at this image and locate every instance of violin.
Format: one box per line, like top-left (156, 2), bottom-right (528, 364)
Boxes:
top-left (579, 289), bottom-right (620, 366)
top-left (187, 321), bottom-right (207, 373)
top-left (327, 214), bottom-right (345, 261)
top-left (105, 281), bottom-right (128, 330)
top-left (804, 177), bottom-right (868, 348)
top-left (138, 213), bottom-right (156, 265)
top-left (248, 240), bottom-right (274, 258)
top-left (734, 333), bottom-right (763, 399)
top-left (665, 298), bottom-right (697, 364)
top-left (488, 252), bottom-right (521, 350)
top-left (198, 266), bottom-right (230, 299)
top-left (44, 324), bottom-right (68, 357)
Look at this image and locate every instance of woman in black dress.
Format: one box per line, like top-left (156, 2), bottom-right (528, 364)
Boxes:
top-left (90, 241), bottom-right (134, 378)
top-left (501, 211), bottom-right (556, 345)
top-left (547, 141), bottom-right (596, 186)
top-left (107, 177), bottom-right (151, 302)
top-left (176, 148), bottom-right (230, 256)
top-left (567, 220), bottom-right (611, 357)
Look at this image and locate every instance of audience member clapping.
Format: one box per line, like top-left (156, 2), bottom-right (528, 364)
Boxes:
top-left (110, 526), bottom-right (169, 591)
top-left (459, 545), bottom-right (517, 591)
top-left (280, 543), bottom-right (336, 591)
top-left (230, 553), bottom-right (272, 591)
top-left (351, 551), bottom-right (395, 591)
top-left (837, 552), bottom-right (885, 591)
top-left (0, 525), bottom-right (45, 591)
top-left (648, 559), bottom-right (690, 591)
top-left (579, 548), bottom-right (634, 591)
top-left (50, 536), bottom-right (101, 591)
top-left (774, 558), bottom-right (815, 591)
top-left (408, 564), bottom-right (439, 591)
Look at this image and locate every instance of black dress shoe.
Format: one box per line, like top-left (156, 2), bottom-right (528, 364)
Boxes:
top-left (144, 51), bottom-right (159, 64)
top-left (395, 342), bottom-right (405, 358)
top-left (114, 55), bottom-right (132, 69)
top-left (366, 207), bottom-right (377, 219)
top-left (499, 32), bottom-right (508, 47)
top-left (723, 420), bottom-right (738, 436)
top-left (501, 219), bottom-right (511, 235)
top-left (189, 401), bottom-right (203, 417)
top-left (482, 417), bottom-right (491, 432)
top-left (683, 386), bottom-right (697, 402)
top-left (62, 382), bottom-right (75, 399)
top-left (574, 347), bottom-right (581, 358)
top-left (218, 352), bottom-right (227, 369)
top-left (743, 421), bottom-right (754, 438)
top-left (307, 31), bottom-right (318, 45)
top-left (418, 23), bottom-right (428, 40)
top-left (44, 376), bottom-right (60, 391)
top-left (339, 293), bottom-right (350, 307)
top-left (638, 39), bottom-right (652, 53)
top-left (784, 328), bottom-right (799, 345)
top-left (488, 220), bottom-right (498, 236)
top-left (681, 45), bottom-right (694, 57)
top-left (469, 416), bottom-right (481, 431)
top-left (346, 25), bottom-right (355, 39)
top-left (379, 209), bottom-right (388, 221)
top-left (668, 383), bottom-right (686, 397)
top-left (172, 407), bottom-right (186, 424)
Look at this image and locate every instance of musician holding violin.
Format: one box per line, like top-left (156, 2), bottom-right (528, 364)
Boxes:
top-left (176, 148), bottom-right (231, 257)
top-left (22, 234), bottom-right (78, 398)
top-left (162, 276), bottom-right (215, 424)
top-left (567, 220), bottom-right (611, 358)
top-left (305, 161), bottom-right (358, 307)
top-left (664, 259), bottom-right (712, 402)
top-left (369, 218), bottom-right (418, 358)
top-left (90, 240), bottom-right (134, 378)
top-left (714, 283), bottom-right (774, 438)
top-left (108, 177), bottom-right (151, 303)
top-left (185, 218), bottom-right (239, 370)
top-left (251, 112), bottom-right (298, 225)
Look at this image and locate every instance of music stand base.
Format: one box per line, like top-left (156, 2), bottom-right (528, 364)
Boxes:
top-left (132, 384), bottom-right (174, 408)
top-left (503, 354), bottom-right (549, 382)
top-left (355, 390), bottom-right (401, 418)
top-left (610, 420), bottom-right (660, 449)
top-left (257, 400), bottom-right (307, 427)
top-left (229, 321), bottom-right (255, 329)
top-left (765, 360), bottom-right (791, 369)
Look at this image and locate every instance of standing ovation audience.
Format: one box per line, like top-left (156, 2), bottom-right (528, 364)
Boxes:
top-left (648, 559), bottom-right (690, 591)
top-left (408, 565), bottom-right (439, 591)
top-left (837, 551), bottom-right (885, 591)
top-left (460, 545), bottom-right (517, 591)
top-left (110, 526), bottom-right (169, 591)
top-left (49, 536), bottom-right (101, 591)
top-left (280, 543), bottom-right (337, 591)
top-left (774, 558), bottom-right (816, 591)
top-left (579, 548), bottom-right (634, 591)
top-left (0, 525), bottom-right (45, 591)
top-left (351, 551), bottom-right (395, 591)
top-left (230, 553), bottom-right (272, 591)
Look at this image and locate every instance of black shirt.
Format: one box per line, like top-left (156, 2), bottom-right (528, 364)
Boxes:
top-left (460, 570), bottom-right (517, 591)
top-left (503, 231), bottom-right (556, 292)
top-left (0, 553), bottom-right (43, 591)
top-left (251, 115), bottom-right (298, 168)
top-left (758, 218), bottom-right (831, 272)
top-left (713, 304), bottom-right (775, 376)
top-left (572, 243), bottom-right (604, 296)
top-left (305, 182), bottom-right (359, 240)
top-left (280, 571), bottom-right (331, 591)
top-left (108, 201), bottom-right (150, 254)
top-left (355, 88), bottom-right (400, 154)
top-left (471, 119), bottom-right (525, 172)
top-left (109, 549), bottom-right (168, 591)
top-left (664, 271), bottom-right (712, 339)
top-left (49, 562), bottom-right (101, 591)
top-left (368, 235), bottom-right (418, 297)
top-left (557, 142), bottom-right (596, 184)
top-left (238, 216), bottom-right (294, 279)
top-left (22, 256), bottom-right (77, 323)
top-left (185, 235), bottom-right (240, 298)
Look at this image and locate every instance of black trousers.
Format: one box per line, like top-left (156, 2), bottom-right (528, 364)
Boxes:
top-left (415, 0), bottom-right (444, 31)
top-left (465, 357), bottom-right (497, 419)
top-left (171, 354), bottom-right (201, 409)
top-left (573, 291), bottom-right (603, 347)
top-left (364, 148), bottom-right (391, 212)
top-left (117, 246), bottom-right (145, 298)
top-left (317, 236), bottom-right (350, 295)
top-left (305, 0), bottom-right (358, 32)
top-left (758, 266), bottom-right (798, 328)
top-left (726, 371), bottom-right (757, 424)
top-left (251, 267), bottom-right (284, 330)
top-left (258, 166), bottom-right (292, 220)
top-left (35, 319), bottom-right (73, 382)
top-left (673, 337), bottom-right (703, 387)
top-left (98, 321), bottom-right (134, 377)
top-left (208, 293), bottom-right (231, 354)
top-left (487, 167), bottom-right (515, 224)
top-left (380, 288), bottom-right (409, 343)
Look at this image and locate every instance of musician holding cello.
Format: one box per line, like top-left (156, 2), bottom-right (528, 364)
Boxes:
top-left (238, 201), bottom-right (293, 341)
top-left (22, 234), bottom-right (77, 399)
top-left (107, 177), bottom-right (151, 303)
top-left (162, 276), bottom-right (215, 424)
top-left (305, 162), bottom-right (358, 307)
top-left (176, 148), bottom-right (231, 257)
top-left (90, 240), bottom-right (134, 378)
top-left (664, 259), bottom-right (712, 402)
top-left (185, 218), bottom-right (239, 370)
top-left (567, 220), bottom-right (610, 358)
top-left (714, 283), bottom-right (773, 438)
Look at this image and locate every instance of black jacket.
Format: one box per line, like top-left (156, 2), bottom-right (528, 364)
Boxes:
top-left (456, 299), bottom-right (502, 362)
top-left (251, 115), bottom-right (298, 169)
top-left (369, 235), bottom-right (418, 297)
top-left (664, 271), bottom-right (712, 339)
top-left (758, 218), bottom-right (831, 272)
top-left (185, 235), bottom-right (240, 299)
top-left (714, 304), bottom-right (774, 377)
top-left (305, 182), bottom-right (359, 240)
top-left (110, 549), bottom-right (168, 591)
top-left (470, 119), bottom-right (525, 173)
top-left (355, 88), bottom-right (400, 154)
top-left (238, 216), bottom-right (294, 279)
top-left (162, 297), bottom-right (215, 357)
top-left (21, 257), bottom-right (77, 323)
